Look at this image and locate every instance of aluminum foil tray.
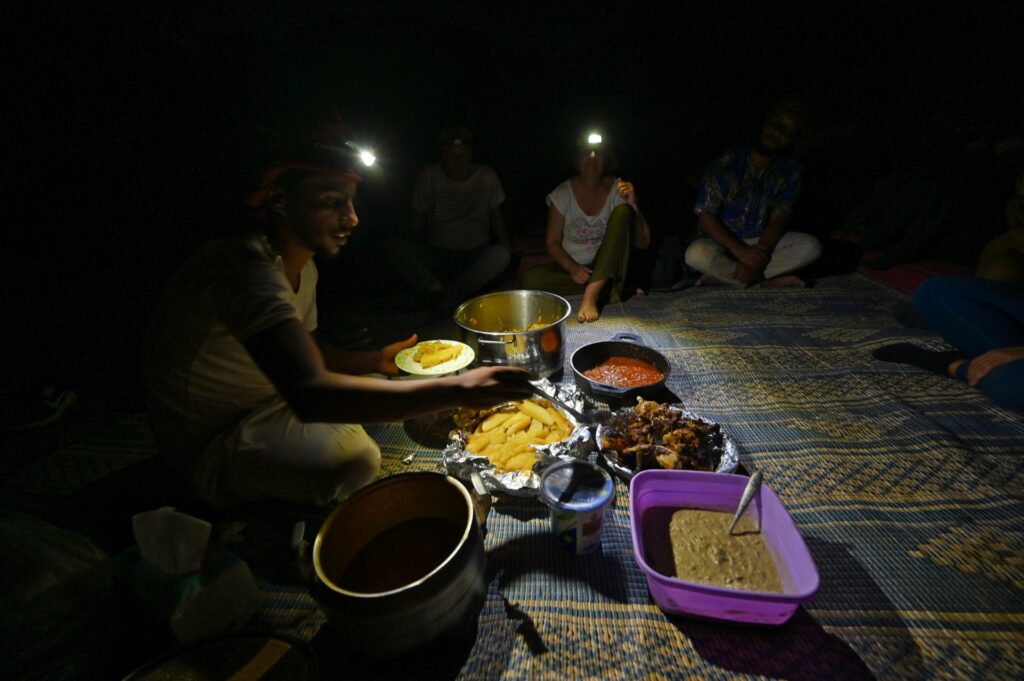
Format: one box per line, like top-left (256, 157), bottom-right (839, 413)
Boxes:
top-left (442, 379), bottom-right (593, 496)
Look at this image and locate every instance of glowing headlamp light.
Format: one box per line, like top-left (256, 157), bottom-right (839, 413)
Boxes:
top-left (587, 132), bottom-right (603, 145)
top-left (340, 141), bottom-right (376, 168)
top-left (357, 149), bottom-right (376, 167)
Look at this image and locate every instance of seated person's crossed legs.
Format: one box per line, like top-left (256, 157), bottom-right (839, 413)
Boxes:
top-left (685, 231), bottom-right (822, 287)
top-left (195, 398), bottom-right (380, 508)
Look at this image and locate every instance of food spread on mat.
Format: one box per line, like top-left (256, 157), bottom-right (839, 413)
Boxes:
top-left (465, 397), bottom-right (574, 472)
top-left (582, 356), bottom-right (662, 388)
top-left (598, 398), bottom-right (720, 472)
top-left (641, 507), bottom-right (784, 593)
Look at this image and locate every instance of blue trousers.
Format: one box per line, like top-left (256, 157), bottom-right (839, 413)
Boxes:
top-left (913, 276), bottom-right (1024, 412)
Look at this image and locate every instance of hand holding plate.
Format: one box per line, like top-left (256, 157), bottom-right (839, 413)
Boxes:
top-left (376, 334), bottom-right (417, 376)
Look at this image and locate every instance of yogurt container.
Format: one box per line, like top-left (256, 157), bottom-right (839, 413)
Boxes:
top-left (539, 460), bottom-right (615, 554)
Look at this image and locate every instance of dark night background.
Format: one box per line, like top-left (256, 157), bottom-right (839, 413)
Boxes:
top-left (6, 0), bottom-right (1023, 408)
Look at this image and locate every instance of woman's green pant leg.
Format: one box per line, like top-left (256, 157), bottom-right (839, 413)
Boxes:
top-left (590, 204), bottom-right (635, 303)
top-left (520, 262), bottom-right (581, 296)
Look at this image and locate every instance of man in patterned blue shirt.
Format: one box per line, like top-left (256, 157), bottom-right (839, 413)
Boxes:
top-left (686, 97), bottom-right (822, 287)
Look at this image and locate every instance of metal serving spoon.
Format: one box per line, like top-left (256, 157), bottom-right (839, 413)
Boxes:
top-left (727, 470), bottom-right (764, 535)
top-left (528, 383), bottom-right (612, 426)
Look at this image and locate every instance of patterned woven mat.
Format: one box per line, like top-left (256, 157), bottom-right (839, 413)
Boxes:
top-left (5, 273), bottom-right (1022, 679)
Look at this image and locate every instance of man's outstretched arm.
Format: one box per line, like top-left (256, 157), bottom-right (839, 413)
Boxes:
top-left (244, 318), bottom-right (531, 424)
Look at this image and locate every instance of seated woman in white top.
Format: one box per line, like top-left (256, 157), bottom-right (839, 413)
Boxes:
top-left (521, 134), bottom-right (651, 322)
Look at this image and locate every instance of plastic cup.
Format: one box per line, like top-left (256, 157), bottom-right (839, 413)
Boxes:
top-left (539, 460), bottom-right (615, 554)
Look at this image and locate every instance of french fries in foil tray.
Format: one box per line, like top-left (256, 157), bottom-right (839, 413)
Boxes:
top-left (443, 379), bottom-right (593, 496)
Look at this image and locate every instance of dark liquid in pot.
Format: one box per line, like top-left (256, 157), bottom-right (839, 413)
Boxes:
top-left (336, 518), bottom-right (465, 593)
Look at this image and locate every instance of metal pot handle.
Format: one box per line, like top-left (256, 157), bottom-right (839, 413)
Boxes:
top-left (469, 472), bottom-right (493, 535)
top-left (478, 336), bottom-right (517, 345)
top-left (611, 332), bottom-right (643, 344)
top-left (292, 521), bottom-right (315, 584)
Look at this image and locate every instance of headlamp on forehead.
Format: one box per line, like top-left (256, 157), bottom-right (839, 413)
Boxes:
top-left (246, 118), bottom-right (377, 213)
top-left (311, 140), bottom-right (377, 171)
top-left (579, 131), bottom-right (605, 159)
top-left (346, 142), bottom-right (376, 167)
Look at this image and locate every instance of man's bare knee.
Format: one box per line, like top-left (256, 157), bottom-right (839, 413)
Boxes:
top-left (684, 241), bottom-right (717, 270)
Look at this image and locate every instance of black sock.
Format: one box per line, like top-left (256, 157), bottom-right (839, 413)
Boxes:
top-left (872, 343), bottom-right (964, 377)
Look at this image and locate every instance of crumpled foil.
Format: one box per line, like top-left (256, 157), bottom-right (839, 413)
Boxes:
top-left (443, 379), bottom-right (593, 496)
top-left (595, 404), bottom-right (740, 479)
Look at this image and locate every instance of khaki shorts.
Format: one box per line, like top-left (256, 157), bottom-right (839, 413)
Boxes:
top-left (194, 397), bottom-right (381, 508)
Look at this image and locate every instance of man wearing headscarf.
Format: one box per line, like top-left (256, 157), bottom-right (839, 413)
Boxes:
top-left (143, 112), bottom-right (531, 508)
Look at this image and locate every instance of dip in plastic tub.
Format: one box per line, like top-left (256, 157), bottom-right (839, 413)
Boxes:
top-left (629, 469), bottom-right (819, 625)
top-left (540, 460), bottom-right (615, 554)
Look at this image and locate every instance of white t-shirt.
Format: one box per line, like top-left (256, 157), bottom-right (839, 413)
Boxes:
top-left (411, 164), bottom-right (505, 250)
top-left (546, 178), bottom-right (625, 265)
top-left (143, 232), bottom-right (318, 464)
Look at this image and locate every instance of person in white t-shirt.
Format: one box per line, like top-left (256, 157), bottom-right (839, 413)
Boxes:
top-left (143, 116), bottom-right (532, 508)
top-left (521, 134), bottom-right (652, 322)
top-left (387, 127), bottom-right (511, 313)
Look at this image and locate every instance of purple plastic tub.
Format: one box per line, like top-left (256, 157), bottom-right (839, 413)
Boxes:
top-left (629, 469), bottom-right (819, 625)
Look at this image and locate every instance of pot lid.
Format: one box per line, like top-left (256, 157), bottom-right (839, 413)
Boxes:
top-left (540, 460), bottom-right (614, 512)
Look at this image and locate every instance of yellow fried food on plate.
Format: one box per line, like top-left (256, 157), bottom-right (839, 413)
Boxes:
top-left (412, 341), bottom-right (461, 368)
top-left (419, 345), bottom-right (461, 368)
top-left (465, 398), bottom-right (574, 472)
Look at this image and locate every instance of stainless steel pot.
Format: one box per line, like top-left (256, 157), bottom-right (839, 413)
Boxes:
top-left (300, 473), bottom-right (488, 657)
top-left (454, 290), bottom-right (570, 379)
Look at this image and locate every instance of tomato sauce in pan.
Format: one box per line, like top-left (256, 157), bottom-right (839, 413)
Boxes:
top-left (582, 356), bottom-right (662, 387)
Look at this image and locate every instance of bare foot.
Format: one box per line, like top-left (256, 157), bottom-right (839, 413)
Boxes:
top-left (577, 299), bottom-right (600, 323)
top-left (762, 275), bottom-right (807, 288)
top-left (696, 274), bottom-right (726, 286)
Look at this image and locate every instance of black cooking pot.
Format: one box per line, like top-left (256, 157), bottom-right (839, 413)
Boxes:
top-left (299, 473), bottom-right (488, 658)
top-left (570, 333), bottom-right (671, 404)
